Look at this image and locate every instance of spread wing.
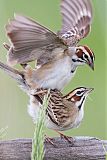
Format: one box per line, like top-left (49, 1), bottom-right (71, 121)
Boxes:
top-left (5, 14), bottom-right (66, 66)
top-left (58, 0), bottom-right (93, 46)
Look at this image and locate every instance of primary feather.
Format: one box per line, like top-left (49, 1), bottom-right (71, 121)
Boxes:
top-left (59, 0), bottom-right (93, 41)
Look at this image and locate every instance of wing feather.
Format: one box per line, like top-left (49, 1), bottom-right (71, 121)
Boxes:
top-left (5, 14), bottom-right (65, 66)
top-left (59, 0), bottom-right (93, 46)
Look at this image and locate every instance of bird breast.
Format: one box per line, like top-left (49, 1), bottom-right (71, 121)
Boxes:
top-left (72, 107), bottom-right (84, 129)
top-left (32, 55), bottom-right (76, 90)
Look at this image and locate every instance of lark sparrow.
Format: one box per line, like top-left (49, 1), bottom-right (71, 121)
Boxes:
top-left (4, 0), bottom-right (95, 91)
top-left (28, 87), bottom-right (93, 132)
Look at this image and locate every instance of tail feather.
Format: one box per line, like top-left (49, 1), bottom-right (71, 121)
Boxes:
top-left (0, 61), bottom-right (28, 91)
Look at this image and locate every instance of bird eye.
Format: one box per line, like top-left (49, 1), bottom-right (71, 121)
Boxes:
top-left (83, 53), bottom-right (88, 59)
top-left (76, 91), bottom-right (81, 95)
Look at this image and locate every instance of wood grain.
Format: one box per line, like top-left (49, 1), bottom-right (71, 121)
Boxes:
top-left (0, 137), bottom-right (107, 160)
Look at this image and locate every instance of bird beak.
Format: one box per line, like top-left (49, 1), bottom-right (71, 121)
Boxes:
top-left (85, 88), bottom-right (94, 94)
top-left (88, 62), bottom-right (94, 70)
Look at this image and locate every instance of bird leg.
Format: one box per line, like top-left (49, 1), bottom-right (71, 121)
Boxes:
top-left (55, 130), bottom-right (73, 143)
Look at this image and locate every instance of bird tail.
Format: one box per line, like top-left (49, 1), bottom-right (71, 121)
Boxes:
top-left (0, 61), bottom-right (29, 91)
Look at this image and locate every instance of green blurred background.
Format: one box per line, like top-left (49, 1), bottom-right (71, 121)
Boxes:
top-left (0, 0), bottom-right (106, 140)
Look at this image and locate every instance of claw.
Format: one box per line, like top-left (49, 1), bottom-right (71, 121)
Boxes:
top-left (45, 135), bottom-right (56, 147)
top-left (60, 133), bottom-right (73, 143)
top-left (55, 130), bottom-right (73, 144)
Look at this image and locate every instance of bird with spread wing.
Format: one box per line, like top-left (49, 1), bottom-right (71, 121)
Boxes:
top-left (3, 0), bottom-right (94, 92)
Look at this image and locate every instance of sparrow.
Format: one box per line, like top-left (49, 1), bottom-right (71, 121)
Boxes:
top-left (3, 0), bottom-right (95, 91)
top-left (28, 87), bottom-right (93, 138)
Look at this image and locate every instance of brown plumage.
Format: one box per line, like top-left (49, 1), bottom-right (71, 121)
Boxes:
top-left (28, 87), bottom-right (93, 131)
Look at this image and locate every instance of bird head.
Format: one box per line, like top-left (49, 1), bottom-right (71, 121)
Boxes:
top-left (64, 87), bottom-right (94, 110)
top-left (72, 45), bottom-right (95, 70)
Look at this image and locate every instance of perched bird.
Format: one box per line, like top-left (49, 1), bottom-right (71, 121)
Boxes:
top-left (28, 87), bottom-right (93, 136)
top-left (4, 0), bottom-right (95, 91)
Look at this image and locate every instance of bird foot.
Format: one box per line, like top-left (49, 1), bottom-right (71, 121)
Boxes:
top-left (45, 135), bottom-right (56, 146)
top-left (58, 132), bottom-right (73, 144)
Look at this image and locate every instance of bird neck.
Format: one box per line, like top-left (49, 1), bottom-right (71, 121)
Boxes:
top-left (78, 96), bottom-right (85, 110)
